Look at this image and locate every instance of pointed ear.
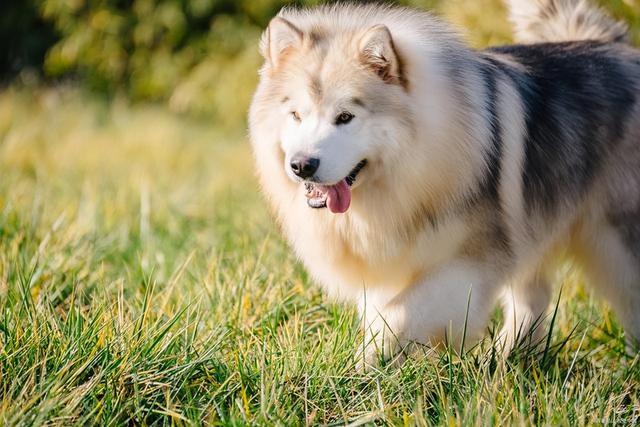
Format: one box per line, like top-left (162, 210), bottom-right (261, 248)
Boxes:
top-left (358, 25), bottom-right (402, 85)
top-left (260, 17), bottom-right (303, 67)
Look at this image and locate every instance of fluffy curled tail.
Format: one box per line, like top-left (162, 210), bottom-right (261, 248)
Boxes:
top-left (504, 0), bottom-right (629, 43)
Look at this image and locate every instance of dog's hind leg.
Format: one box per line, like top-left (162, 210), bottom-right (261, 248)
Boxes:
top-left (498, 272), bottom-right (553, 356)
top-left (579, 216), bottom-right (640, 353)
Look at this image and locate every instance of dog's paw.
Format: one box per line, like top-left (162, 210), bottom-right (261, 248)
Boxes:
top-left (355, 346), bottom-right (378, 372)
top-left (356, 331), bottom-right (406, 372)
top-left (356, 304), bottom-right (409, 371)
top-left (356, 347), bottom-right (406, 372)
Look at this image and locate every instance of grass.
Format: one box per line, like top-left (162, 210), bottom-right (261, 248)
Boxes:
top-left (2, 1), bottom-right (640, 425)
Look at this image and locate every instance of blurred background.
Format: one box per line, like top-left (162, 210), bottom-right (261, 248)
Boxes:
top-left (2, 0), bottom-right (634, 125)
top-left (1, 1), bottom-right (640, 423)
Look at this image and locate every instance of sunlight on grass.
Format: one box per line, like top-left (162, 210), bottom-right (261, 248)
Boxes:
top-left (2, 0), bottom-right (640, 423)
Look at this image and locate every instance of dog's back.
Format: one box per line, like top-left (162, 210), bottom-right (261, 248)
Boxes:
top-left (494, 0), bottom-right (640, 352)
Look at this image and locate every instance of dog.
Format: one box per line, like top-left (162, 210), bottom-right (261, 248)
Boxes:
top-left (248, 0), bottom-right (640, 368)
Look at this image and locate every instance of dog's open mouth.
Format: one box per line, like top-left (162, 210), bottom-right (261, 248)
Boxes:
top-left (304, 159), bottom-right (367, 214)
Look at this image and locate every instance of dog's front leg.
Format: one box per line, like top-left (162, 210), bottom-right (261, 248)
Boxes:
top-left (357, 261), bottom-right (500, 370)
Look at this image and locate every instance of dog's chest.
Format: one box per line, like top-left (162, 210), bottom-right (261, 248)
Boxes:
top-left (295, 210), bottom-right (471, 296)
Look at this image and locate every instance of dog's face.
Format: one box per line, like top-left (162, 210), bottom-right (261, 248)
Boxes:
top-left (254, 17), bottom-right (411, 213)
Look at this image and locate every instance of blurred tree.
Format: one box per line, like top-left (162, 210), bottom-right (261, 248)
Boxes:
top-left (37, 0), bottom-right (295, 118)
top-left (39, 0), bottom-right (287, 98)
top-left (1, 0), bottom-right (638, 123)
top-left (0, 0), bottom-right (58, 80)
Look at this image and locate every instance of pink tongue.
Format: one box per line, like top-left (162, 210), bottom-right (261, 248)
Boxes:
top-left (326, 180), bottom-right (352, 214)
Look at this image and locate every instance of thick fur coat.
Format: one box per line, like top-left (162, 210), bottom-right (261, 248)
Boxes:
top-left (249, 0), bottom-right (640, 367)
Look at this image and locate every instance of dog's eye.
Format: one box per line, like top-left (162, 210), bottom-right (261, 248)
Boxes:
top-left (290, 111), bottom-right (301, 122)
top-left (335, 111), bottom-right (354, 125)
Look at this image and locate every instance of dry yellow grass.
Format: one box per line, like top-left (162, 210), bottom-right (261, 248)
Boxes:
top-left (1, 1), bottom-right (640, 423)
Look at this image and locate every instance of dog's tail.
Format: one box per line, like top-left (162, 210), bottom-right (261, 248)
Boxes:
top-left (504, 0), bottom-right (629, 43)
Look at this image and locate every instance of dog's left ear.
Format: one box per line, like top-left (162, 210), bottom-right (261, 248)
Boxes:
top-left (358, 25), bottom-right (402, 85)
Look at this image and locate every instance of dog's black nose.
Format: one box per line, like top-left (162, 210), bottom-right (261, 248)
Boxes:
top-left (290, 156), bottom-right (319, 179)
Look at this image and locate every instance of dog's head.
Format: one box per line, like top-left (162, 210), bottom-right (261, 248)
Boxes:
top-left (252, 14), bottom-right (413, 214)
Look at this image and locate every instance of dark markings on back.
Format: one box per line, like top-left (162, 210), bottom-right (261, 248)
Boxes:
top-left (478, 61), bottom-right (503, 204)
top-left (484, 41), bottom-right (637, 215)
top-left (477, 60), bottom-right (512, 255)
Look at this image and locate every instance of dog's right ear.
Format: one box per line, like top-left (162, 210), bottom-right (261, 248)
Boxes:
top-left (260, 17), bottom-right (303, 68)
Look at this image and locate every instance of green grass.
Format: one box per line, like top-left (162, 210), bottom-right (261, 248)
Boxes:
top-left (2, 2), bottom-right (640, 425)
